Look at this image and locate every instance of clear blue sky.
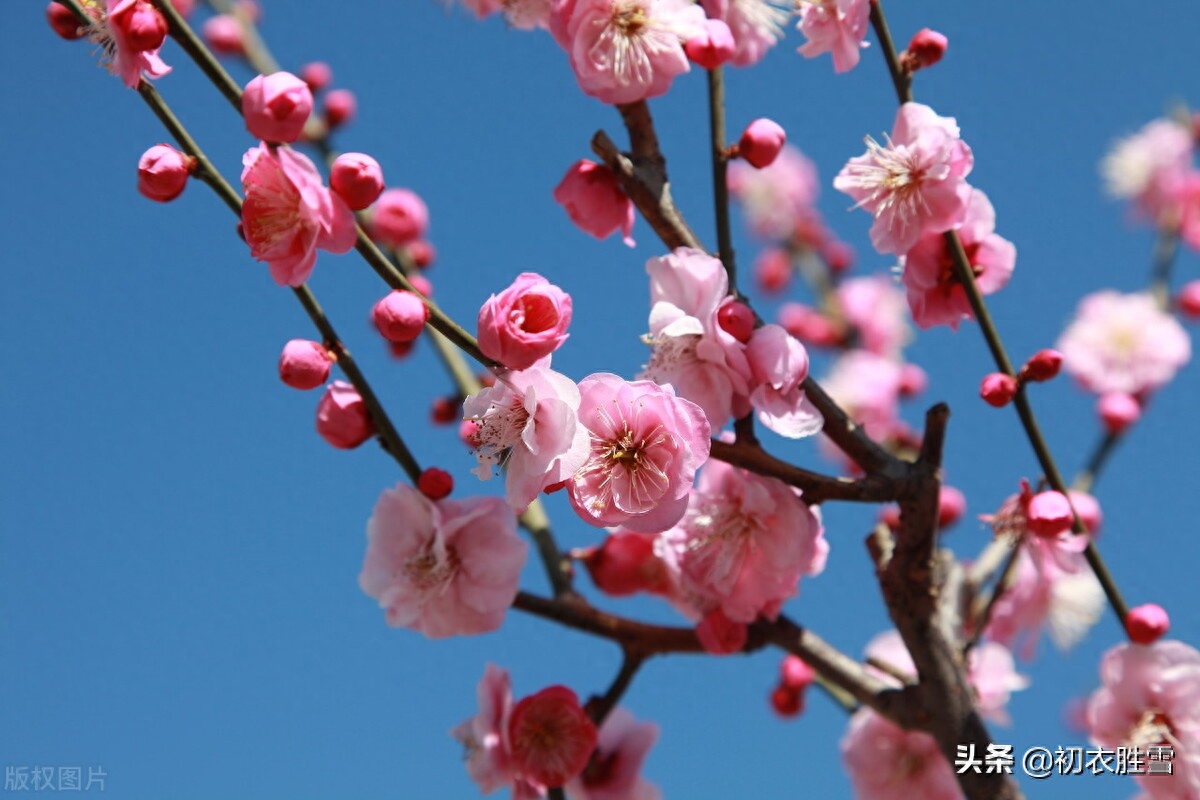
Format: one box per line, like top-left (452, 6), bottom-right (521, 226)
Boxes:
top-left (3, 1), bottom-right (1199, 798)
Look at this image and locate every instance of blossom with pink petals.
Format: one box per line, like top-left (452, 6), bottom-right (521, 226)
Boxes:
top-left (744, 324), bottom-right (823, 438)
top-left (820, 350), bottom-right (904, 444)
top-left (568, 374), bottom-right (711, 533)
top-left (836, 275), bottom-right (911, 357)
top-left (1101, 118), bottom-right (1194, 221)
top-left (796, 0), bottom-right (870, 73)
top-left (553, 160), bottom-right (636, 247)
top-left (463, 360), bottom-right (591, 511)
top-left (841, 709), bottom-right (963, 800)
top-left (242, 72), bottom-right (313, 144)
top-left (566, 708), bottom-right (661, 800)
top-left (1087, 640), bottom-right (1200, 800)
top-left (478, 273), bottom-right (574, 371)
top-left (900, 188), bottom-right (1016, 329)
top-left (240, 143), bottom-right (356, 286)
top-left (1057, 291), bottom-right (1191, 397)
top-left (659, 456), bottom-right (826, 623)
top-left (93, 0), bottom-right (173, 88)
top-left (510, 687), bottom-right (598, 789)
top-left (699, 0), bottom-right (791, 67)
top-left (553, 0), bottom-right (705, 105)
top-left (452, 665), bottom-right (546, 800)
top-left (728, 144), bottom-right (821, 239)
top-left (358, 483), bottom-right (526, 638)
top-left (835, 102), bottom-right (975, 256)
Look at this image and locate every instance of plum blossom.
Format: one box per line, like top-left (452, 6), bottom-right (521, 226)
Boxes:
top-left (509, 687), bottom-right (598, 788)
top-left (841, 709), bottom-right (963, 800)
top-left (728, 144), bottom-right (821, 239)
top-left (820, 349), bottom-right (906, 444)
top-left (796, 0), bottom-right (870, 73)
top-left (566, 708), bottom-right (661, 800)
top-left (240, 143), bottom-right (356, 286)
top-left (699, 0), bottom-right (791, 67)
top-left (1087, 640), bottom-right (1200, 800)
top-left (1057, 291), bottom-right (1191, 397)
top-left (658, 456), bottom-right (827, 623)
top-left (452, 665), bottom-right (546, 800)
top-left (553, 0), bottom-right (706, 105)
top-left (553, 160), bottom-right (636, 246)
top-left (478, 273), bottom-right (574, 371)
top-left (1101, 118), bottom-right (1194, 221)
top-left (462, 359), bottom-right (591, 511)
top-left (358, 484), bottom-right (527, 638)
top-left (568, 374), bottom-right (711, 533)
top-left (900, 188), bottom-right (1016, 330)
top-left (836, 275), bottom-right (911, 358)
top-left (744, 324), bottom-right (823, 438)
top-left (90, 0), bottom-right (172, 88)
top-left (835, 103), bottom-right (975, 256)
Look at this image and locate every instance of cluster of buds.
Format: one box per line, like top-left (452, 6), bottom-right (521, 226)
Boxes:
top-left (979, 348), bottom-right (1063, 407)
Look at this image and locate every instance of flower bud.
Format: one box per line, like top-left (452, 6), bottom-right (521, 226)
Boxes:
top-left (417, 467), bottom-right (454, 501)
top-left (137, 143), bottom-right (194, 202)
top-left (580, 532), bottom-right (669, 597)
top-left (323, 88), bottom-right (357, 129)
top-left (1097, 391), bottom-right (1140, 434)
top-left (202, 14), bottom-right (244, 55)
top-left (299, 61), bottom-right (333, 91)
top-left (821, 239), bottom-right (855, 273)
top-left (330, 152), bottom-right (385, 211)
top-left (372, 290), bottom-right (429, 344)
top-left (737, 118), bottom-right (787, 169)
top-left (167, 0), bottom-right (196, 17)
top-left (1019, 348), bottom-right (1063, 383)
top-left (1125, 603), bottom-right (1170, 645)
top-left (1026, 491), bottom-right (1073, 539)
top-left (116, 1), bottom-right (168, 52)
top-left (430, 396), bottom-right (459, 425)
top-left (509, 687), bottom-right (598, 788)
top-left (898, 363), bottom-right (928, 397)
top-left (717, 300), bottom-right (755, 344)
top-left (408, 274), bottom-right (433, 298)
top-left (905, 28), bottom-right (948, 71)
top-left (1176, 279), bottom-right (1200, 319)
top-left (778, 303), bottom-right (841, 347)
top-left (754, 248), bottom-right (792, 294)
top-left (405, 240), bottom-right (436, 270)
top-left (938, 485), bottom-right (966, 528)
top-left (278, 339), bottom-right (332, 390)
top-left (770, 685), bottom-right (804, 718)
top-left (780, 655), bottom-right (816, 691)
top-left (370, 188), bottom-right (429, 248)
top-left (242, 72), bottom-right (313, 144)
top-left (552, 160), bottom-right (635, 246)
top-left (316, 381), bottom-right (374, 449)
top-left (683, 18), bottom-right (736, 70)
top-left (696, 609), bottom-right (748, 655)
top-left (980, 372), bottom-right (1017, 407)
top-left (1067, 490), bottom-right (1103, 535)
top-left (879, 505), bottom-right (901, 531)
top-left (47, 2), bottom-right (86, 40)
top-left (477, 273), bottom-right (573, 370)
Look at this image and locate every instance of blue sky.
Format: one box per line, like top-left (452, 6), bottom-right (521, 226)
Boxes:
top-left (3, 1), bottom-right (1200, 798)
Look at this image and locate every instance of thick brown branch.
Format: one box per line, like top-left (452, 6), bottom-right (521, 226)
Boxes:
top-left (708, 438), bottom-right (900, 504)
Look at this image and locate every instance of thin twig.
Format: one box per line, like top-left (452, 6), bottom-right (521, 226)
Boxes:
top-left (706, 68), bottom-right (737, 292)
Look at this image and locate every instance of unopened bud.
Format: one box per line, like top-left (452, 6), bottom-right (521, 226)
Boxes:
top-left (299, 61), bottom-right (333, 92)
top-left (1125, 603), bottom-right (1170, 645)
top-left (737, 118), bottom-right (787, 169)
top-left (278, 339), bottom-right (332, 390)
top-left (717, 301), bottom-right (756, 344)
top-left (330, 152), bottom-right (385, 211)
top-left (417, 467), bottom-right (454, 501)
top-left (316, 381), bottom-right (374, 449)
top-left (324, 88), bottom-right (357, 129)
top-left (904, 28), bottom-right (948, 71)
top-left (47, 2), bottom-right (86, 40)
top-left (980, 373), bottom-right (1017, 407)
top-left (137, 143), bottom-right (194, 203)
top-left (242, 71), bottom-right (313, 144)
top-left (1020, 349), bottom-right (1063, 383)
top-left (1097, 391), bottom-right (1140, 434)
top-left (202, 14), bottom-right (245, 55)
top-left (1026, 491), bottom-right (1073, 539)
top-left (372, 290), bottom-right (429, 344)
top-left (1176, 279), bottom-right (1200, 319)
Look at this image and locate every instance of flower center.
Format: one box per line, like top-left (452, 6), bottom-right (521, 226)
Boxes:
top-left (612, 2), bottom-right (648, 35)
top-left (683, 496), bottom-right (759, 591)
top-left (403, 543), bottom-right (460, 592)
top-left (640, 333), bottom-right (701, 384)
top-left (1127, 708), bottom-right (1176, 751)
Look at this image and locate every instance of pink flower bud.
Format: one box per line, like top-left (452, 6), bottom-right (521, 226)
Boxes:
top-left (822, 239), bottom-right (855, 273)
top-left (1020, 348), bottom-right (1063, 383)
top-left (780, 655), bottom-right (816, 691)
top-left (770, 685), bottom-right (804, 718)
top-left (684, 18), bottom-right (736, 70)
top-left (1097, 391), bottom-right (1140, 434)
top-left (329, 152), bottom-right (385, 211)
top-left (1067, 490), bottom-right (1103, 535)
top-left (1125, 603), bottom-right (1170, 645)
top-left (370, 188), bottom-right (429, 248)
top-left (167, 0), bottom-right (196, 18)
top-left (696, 608), bottom-right (748, 655)
top-left (738, 118), bottom-right (787, 169)
top-left (552, 160), bottom-right (635, 246)
top-left (754, 248), bottom-right (792, 294)
top-left (430, 396), bottom-right (459, 425)
top-left (405, 240), bottom-right (436, 269)
top-left (1026, 491), bottom-right (1073, 539)
top-left (905, 28), bottom-right (948, 70)
top-left (137, 143), bottom-right (194, 203)
top-left (278, 338), bottom-right (332, 390)
top-left (508, 687), bottom-right (598, 788)
top-left (717, 300), bottom-right (755, 343)
top-left (408, 274), bottom-right (433, 298)
top-left (202, 14), bottom-right (244, 55)
top-left (898, 363), bottom-right (928, 397)
top-left (1176, 279), bottom-right (1200, 319)
top-left (417, 467), bottom-right (454, 501)
top-left (323, 88), bottom-right (357, 129)
top-left (980, 372), bottom-right (1017, 407)
top-left (388, 340), bottom-right (415, 360)
top-left (47, 2), bottom-right (86, 40)
top-left (477, 273), bottom-right (573, 370)
top-left (581, 532), bottom-right (669, 597)
top-left (778, 303), bottom-right (842, 347)
top-left (316, 381), bottom-right (374, 449)
top-left (372, 290), bottom-right (429, 344)
top-left (938, 485), bottom-right (966, 528)
top-left (299, 61), bottom-right (333, 92)
top-left (242, 72), bottom-right (313, 144)
top-left (113, 0), bottom-right (168, 53)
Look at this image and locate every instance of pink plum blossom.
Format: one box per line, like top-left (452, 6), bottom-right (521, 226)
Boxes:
top-left (568, 374), bottom-right (711, 533)
top-left (835, 102), bottom-right (975, 256)
top-left (900, 189), bottom-right (1016, 329)
top-left (358, 484), bottom-right (527, 638)
top-left (452, 664), bottom-right (546, 800)
top-left (554, 0), bottom-right (705, 105)
top-left (820, 349), bottom-right (905, 446)
top-left (658, 456), bottom-right (827, 623)
top-left (553, 160), bottom-right (636, 246)
top-left (509, 687), bottom-right (598, 788)
top-left (477, 273), bottom-right (574, 371)
top-left (744, 324), bottom-right (824, 438)
top-left (240, 143), bottom-right (356, 286)
top-left (462, 359), bottom-right (591, 511)
top-left (566, 708), bottom-right (661, 800)
top-left (841, 709), bottom-right (963, 800)
top-left (796, 0), bottom-right (870, 74)
top-left (640, 248), bottom-right (752, 430)
top-left (1101, 119), bottom-right (1194, 221)
top-left (699, 0), bottom-right (791, 67)
top-left (728, 144), bottom-right (821, 239)
top-left (1087, 640), bottom-right (1200, 800)
top-left (1057, 291), bottom-right (1191, 397)
top-left (836, 275), bottom-right (911, 357)
top-left (97, 0), bottom-right (172, 88)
